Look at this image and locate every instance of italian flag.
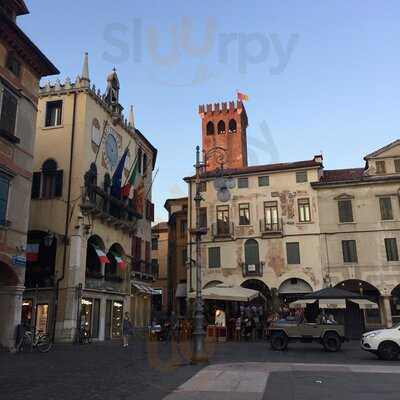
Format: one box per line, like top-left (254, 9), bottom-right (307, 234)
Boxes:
top-left (26, 243), bottom-right (39, 262)
top-left (121, 157), bottom-right (138, 198)
top-left (94, 247), bottom-right (109, 264)
top-left (113, 253), bottom-right (126, 270)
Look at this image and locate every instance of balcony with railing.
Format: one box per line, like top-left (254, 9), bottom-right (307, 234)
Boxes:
top-left (80, 185), bottom-right (141, 232)
top-left (211, 221), bottom-right (234, 239)
top-left (241, 262), bottom-right (264, 277)
top-left (259, 218), bottom-right (283, 237)
top-left (85, 271), bottom-right (126, 292)
top-left (131, 259), bottom-right (158, 282)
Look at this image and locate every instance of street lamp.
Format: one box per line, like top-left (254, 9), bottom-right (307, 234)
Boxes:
top-left (191, 145), bottom-right (227, 364)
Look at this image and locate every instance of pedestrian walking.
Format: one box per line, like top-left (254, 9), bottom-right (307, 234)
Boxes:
top-left (122, 312), bottom-right (133, 347)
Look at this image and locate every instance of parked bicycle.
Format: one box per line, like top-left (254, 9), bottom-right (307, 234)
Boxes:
top-left (17, 328), bottom-right (53, 353)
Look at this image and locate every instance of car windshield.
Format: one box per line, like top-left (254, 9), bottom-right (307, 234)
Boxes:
top-left (392, 322), bottom-right (400, 329)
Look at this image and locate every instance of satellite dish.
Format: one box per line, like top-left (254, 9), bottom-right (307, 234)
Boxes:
top-left (217, 187), bottom-right (231, 202)
top-left (225, 178), bottom-right (236, 189)
top-left (213, 177), bottom-right (226, 191)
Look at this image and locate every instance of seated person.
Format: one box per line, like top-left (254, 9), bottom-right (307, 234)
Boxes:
top-left (326, 314), bottom-right (337, 324)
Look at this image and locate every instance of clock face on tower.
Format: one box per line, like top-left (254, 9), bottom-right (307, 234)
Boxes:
top-left (105, 130), bottom-right (119, 169)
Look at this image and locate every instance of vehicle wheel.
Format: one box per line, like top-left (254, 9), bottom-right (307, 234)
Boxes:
top-left (270, 332), bottom-right (288, 351)
top-left (378, 342), bottom-right (399, 361)
top-left (37, 335), bottom-right (53, 353)
top-left (323, 332), bottom-right (341, 352)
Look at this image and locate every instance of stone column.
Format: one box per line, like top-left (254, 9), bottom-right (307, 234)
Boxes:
top-left (0, 285), bottom-right (24, 351)
top-left (379, 295), bottom-right (393, 328)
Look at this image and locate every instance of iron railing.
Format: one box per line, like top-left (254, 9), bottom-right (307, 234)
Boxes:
top-left (211, 221), bottom-right (234, 238)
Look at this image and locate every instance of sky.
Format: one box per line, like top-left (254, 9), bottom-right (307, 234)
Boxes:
top-left (20, 0), bottom-right (400, 222)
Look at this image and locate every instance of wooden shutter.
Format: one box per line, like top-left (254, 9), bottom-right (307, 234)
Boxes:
top-left (338, 200), bottom-right (353, 223)
top-left (0, 88), bottom-right (18, 136)
top-left (379, 197), bottom-right (393, 220)
top-left (208, 247), bottom-right (220, 268)
top-left (54, 170), bottom-right (63, 197)
top-left (286, 242), bottom-right (300, 264)
top-left (31, 172), bottom-right (41, 199)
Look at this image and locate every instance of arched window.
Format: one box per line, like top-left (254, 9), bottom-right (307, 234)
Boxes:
top-left (85, 235), bottom-right (106, 279)
top-left (244, 239), bottom-right (259, 265)
top-left (42, 159), bottom-right (57, 172)
top-left (105, 243), bottom-right (125, 281)
top-left (206, 121), bottom-right (215, 135)
top-left (32, 159), bottom-right (63, 199)
top-left (228, 119), bottom-right (237, 133)
top-left (217, 120), bottom-right (226, 134)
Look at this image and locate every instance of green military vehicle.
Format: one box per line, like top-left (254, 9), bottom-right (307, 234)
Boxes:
top-left (268, 319), bottom-right (347, 352)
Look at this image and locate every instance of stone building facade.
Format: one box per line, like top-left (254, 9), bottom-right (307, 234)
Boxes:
top-left (23, 54), bottom-right (157, 342)
top-left (0, 1), bottom-right (58, 349)
top-left (185, 99), bottom-right (400, 333)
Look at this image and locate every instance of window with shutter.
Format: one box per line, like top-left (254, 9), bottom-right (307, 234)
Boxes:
top-left (238, 177), bottom-right (248, 188)
top-left (55, 170), bottom-right (63, 197)
top-left (338, 200), bottom-right (353, 223)
top-left (385, 238), bottom-right (399, 261)
top-left (244, 239), bottom-right (259, 265)
top-left (296, 171), bottom-right (307, 183)
top-left (395, 159), bottom-right (400, 173)
top-left (379, 197), bottom-right (393, 220)
top-left (376, 160), bottom-right (386, 174)
top-left (0, 87), bottom-right (18, 138)
top-left (199, 207), bottom-right (207, 228)
top-left (286, 242), bottom-right (300, 264)
top-left (342, 240), bottom-right (358, 263)
top-left (298, 198), bottom-right (311, 222)
top-left (31, 172), bottom-right (41, 199)
top-left (239, 203), bottom-right (250, 225)
top-left (45, 100), bottom-right (62, 127)
top-left (0, 174), bottom-right (10, 225)
top-left (258, 176), bottom-right (269, 187)
top-left (208, 247), bottom-right (220, 268)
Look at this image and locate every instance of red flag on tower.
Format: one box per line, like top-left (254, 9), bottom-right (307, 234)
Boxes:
top-left (237, 91), bottom-right (249, 102)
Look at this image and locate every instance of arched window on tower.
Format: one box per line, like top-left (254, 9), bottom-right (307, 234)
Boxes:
top-left (32, 159), bottom-right (63, 199)
top-left (228, 119), bottom-right (237, 133)
top-left (206, 121), bottom-right (215, 135)
top-left (217, 120), bottom-right (226, 134)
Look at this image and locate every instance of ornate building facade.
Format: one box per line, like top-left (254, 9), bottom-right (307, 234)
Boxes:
top-left (185, 99), bottom-right (400, 335)
top-left (23, 54), bottom-right (157, 342)
top-left (0, 0), bottom-right (58, 349)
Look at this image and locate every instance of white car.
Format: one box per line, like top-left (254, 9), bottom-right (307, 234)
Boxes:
top-left (361, 323), bottom-right (400, 360)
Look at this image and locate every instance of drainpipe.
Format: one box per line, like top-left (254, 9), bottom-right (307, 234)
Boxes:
top-left (52, 91), bottom-right (77, 342)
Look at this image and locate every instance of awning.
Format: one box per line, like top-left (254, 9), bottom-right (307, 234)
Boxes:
top-left (349, 299), bottom-right (378, 309)
top-left (289, 299), bottom-right (316, 309)
top-left (188, 284), bottom-right (261, 302)
top-left (176, 283), bottom-right (187, 298)
top-left (131, 281), bottom-right (159, 295)
top-left (319, 299), bottom-right (346, 309)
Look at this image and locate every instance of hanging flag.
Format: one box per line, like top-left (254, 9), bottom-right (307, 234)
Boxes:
top-left (26, 243), bottom-right (39, 262)
top-left (121, 157), bottom-right (139, 198)
top-left (94, 246), bottom-right (110, 264)
top-left (237, 92), bottom-right (249, 102)
top-left (111, 147), bottom-right (129, 198)
top-left (112, 253), bottom-right (126, 270)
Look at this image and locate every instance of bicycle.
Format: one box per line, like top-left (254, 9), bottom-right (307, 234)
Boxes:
top-left (17, 329), bottom-right (53, 353)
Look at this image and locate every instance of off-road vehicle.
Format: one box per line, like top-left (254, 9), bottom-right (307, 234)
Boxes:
top-left (268, 320), bottom-right (347, 352)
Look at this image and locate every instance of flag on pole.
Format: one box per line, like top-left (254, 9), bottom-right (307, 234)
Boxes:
top-left (111, 147), bottom-right (129, 198)
top-left (112, 253), bottom-right (126, 270)
top-left (237, 91), bottom-right (249, 102)
top-left (94, 246), bottom-right (110, 264)
top-left (26, 243), bottom-right (39, 262)
top-left (121, 157), bottom-right (139, 198)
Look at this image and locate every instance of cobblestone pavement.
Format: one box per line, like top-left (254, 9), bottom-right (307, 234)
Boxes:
top-left (0, 340), bottom-right (399, 400)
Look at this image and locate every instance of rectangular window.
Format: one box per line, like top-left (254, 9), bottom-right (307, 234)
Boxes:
top-left (180, 220), bottom-right (187, 237)
top-left (6, 53), bottom-right (21, 77)
top-left (258, 176), bottom-right (269, 187)
top-left (239, 203), bottom-right (250, 225)
top-left (296, 171), bottom-right (308, 183)
top-left (0, 174), bottom-right (10, 225)
top-left (216, 205), bottom-right (230, 235)
top-left (385, 238), bottom-right (399, 262)
top-left (380, 197), bottom-right (393, 220)
top-left (45, 100), bottom-right (62, 127)
top-left (286, 242), bottom-right (300, 264)
top-left (41, 170), bottom-right (63, 199)
top-left (198, 181), bottom-right (207, 192)
top-left (0, 86), bottom-right (18, 136)
top-left (298, 198), bottom-right (311, 222)
top-left (264, 201), bottom-right (279, 230)
top-left (342, 240), bottom-right (358, 263)
top-left (338, 199), bottom-right (353, 223)
top-left (151, 237), bottom-right (158, 251)
top-left (376, 160), bottom-right (386, 174)
top-left (238, 177), bottom-right (248, 188)
top-left (151, 258), bottom-right (159, 277)
top-left (208, 247), bottom-right (221, 268)
top-left (199, 207), bottom-right (207, 229)
top-left (395, 159), bottom-right (400, 173)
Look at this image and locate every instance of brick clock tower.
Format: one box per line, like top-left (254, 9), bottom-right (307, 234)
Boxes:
top-left (199, 100), bottom-right (248, 171)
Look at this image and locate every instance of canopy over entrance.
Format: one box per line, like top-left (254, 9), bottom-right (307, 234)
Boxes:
top-left (188, 284), bottom-right (262, 302)
top-left (303, 287), bottom-right (363, 300)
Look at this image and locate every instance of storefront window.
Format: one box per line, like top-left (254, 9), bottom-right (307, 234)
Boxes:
top-left (35, 304), bottom-right (49, 333)
top-left (92, 299), bottom-right (100, 338)
top-left (112, 301), bottom-right (123, 338)
top-left (81, 298), bottom-right (93, 336)
top-left (21, 300), bottom-right (33, 328)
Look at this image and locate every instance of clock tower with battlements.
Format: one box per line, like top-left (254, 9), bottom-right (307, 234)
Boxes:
top-left (199, 100), bottom-right (248, 171)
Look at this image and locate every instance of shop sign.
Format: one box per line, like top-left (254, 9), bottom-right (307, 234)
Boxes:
top-left (12, 255), bottom-right (26, 267)
top-left (247, 264), bottom-right (256, 272)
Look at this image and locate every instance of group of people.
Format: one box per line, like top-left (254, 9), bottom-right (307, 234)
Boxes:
top-left (232, 304), bottom-right (265, 341)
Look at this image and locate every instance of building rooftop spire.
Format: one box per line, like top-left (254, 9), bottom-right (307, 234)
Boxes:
top-left (129, 105), bottom-right (135, 128)
top-left (81, 52), bottom-right (90, 84)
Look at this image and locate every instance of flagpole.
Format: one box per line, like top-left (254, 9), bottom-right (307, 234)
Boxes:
top-left (94, 120), bottom-right (108, 164)
top-left (122, 152), bottom-right (138, 187)
top-left (144, 167), bottom-right (159, 200)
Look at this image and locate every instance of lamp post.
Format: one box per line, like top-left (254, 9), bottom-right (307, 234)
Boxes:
top-left (191, 145), bottom-right (226, 364)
